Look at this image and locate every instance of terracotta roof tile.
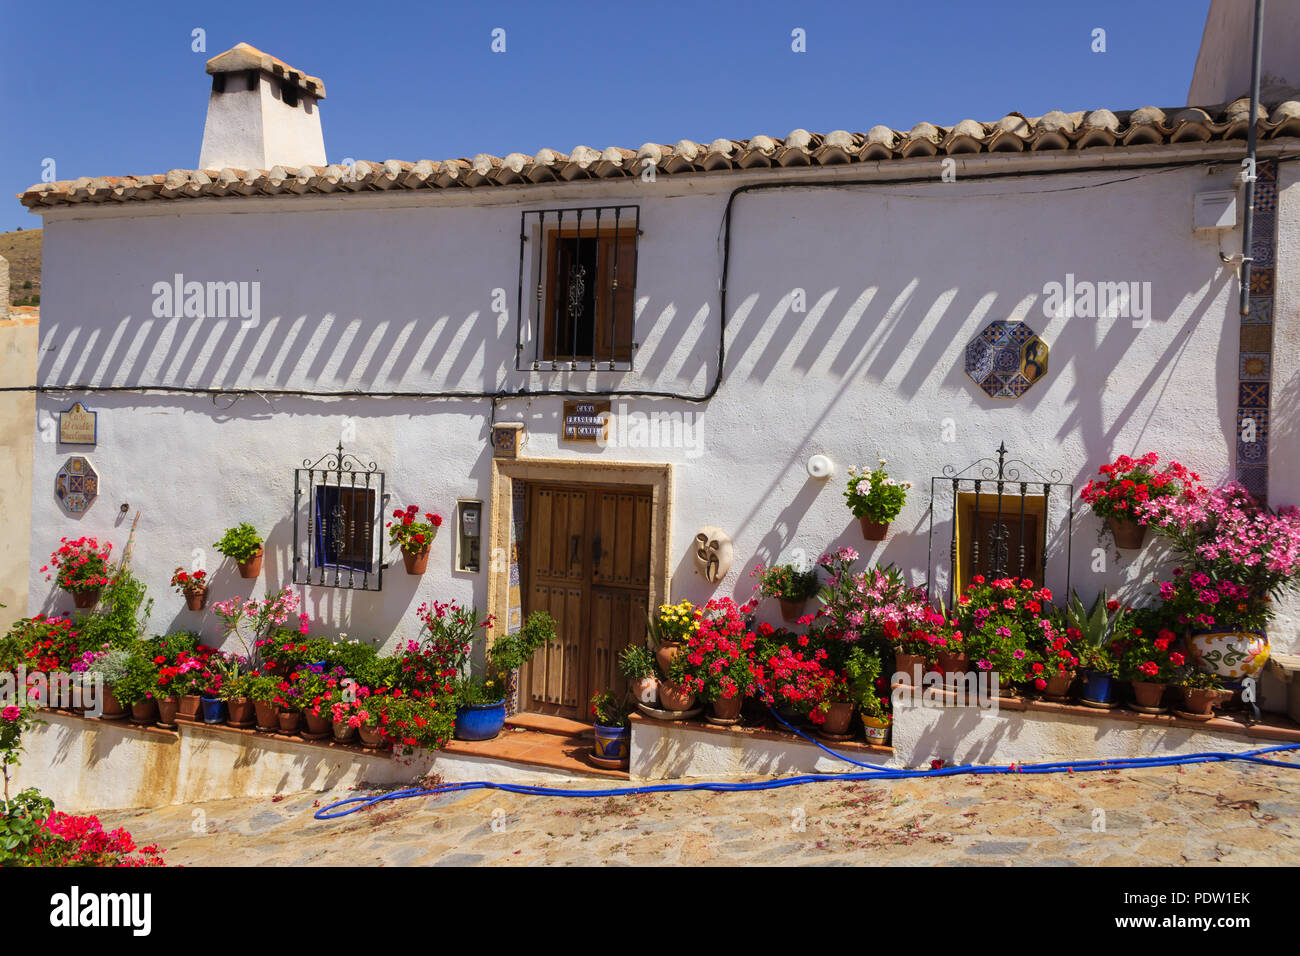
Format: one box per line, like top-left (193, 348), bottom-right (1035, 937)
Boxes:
top-left (21, 101), bottom-right (1300, 210)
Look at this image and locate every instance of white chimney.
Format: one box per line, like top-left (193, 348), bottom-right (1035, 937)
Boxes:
top-left (1189, 0), bottom-right (1300, 105)
top-left (198, 42), bottom-right (327, 171)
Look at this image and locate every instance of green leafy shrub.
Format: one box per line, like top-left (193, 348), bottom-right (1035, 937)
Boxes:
top-left (212, 523), bottom-right (263, 563)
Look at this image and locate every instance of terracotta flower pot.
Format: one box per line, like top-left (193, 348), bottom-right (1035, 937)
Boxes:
top-left (1182, 687), bottom-right (1229, 716)
top-left (817, 702), bottom-right (854, 736)
top-left (71, 589), bottom-right (100, 609)
top-left (156, 696), bottom-right (180, 727)
top-left (893, 652), bottom-right (926, 684)
top-left (859, 517), bottom-right (889, 541)
top-left (1130, 680), bottom-right (1167, 711)
top-left (184, 587), bottom-right (208, 611)
top-left (331, 719), bottom-right (357, 743)
top-left (1108, 518), bottom-right (1147, 550)
top-left (1042, 671), bottom-right (1074, 700)
top-left (403, 547), bottom-right (430, 575)
top-left (100, 689), bottom-right (126, 720)
top-left (778, 598), bottom-right (806, 623)
top-left (177, 694), bottom-right (202, 722)
top-left (253, 700), bottom-right (280, 732)
top-left (302, 711), bottom-right (330, 739)
top-left (937, 651), bottom-right (969, 677)
top-left (629, 676), bottom-right (659, 706)
top-left (238, 549), bottom-right (264, 579)
top-left (226, 697), bottom-right (255, 727)
top-left (707, 694), bottom-right (743, 724)
top-left (278, 710), bottom-right (302, 734)
top-left (655, 643), bottom-right (683, 677)
top-left (130, 699), bottom-right (158, 725)
top-left (358, 723), bottom-right (386, 748)
top-left (657, 680), bottom-right (696, 712)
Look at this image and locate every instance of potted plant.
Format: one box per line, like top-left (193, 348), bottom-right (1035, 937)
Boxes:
top-left (1115, 609), bottom-right (1183, 714)
top-left (1069, 591), bottom-right (1124, 708)
top-left (112, 646), bottom-right (161, 725)
top-left (753, 562), bottom-right (819, 623)
top-left (669, 598), bottom-right (759, 724)
top-left (170, 567), bottom-right (209, 611)
top-left (294, 666), bottom-right (331, 739)
top-left (1175, 669), bottom-right (1230, 719)
top-left (845, 647), bottom-right (891, 744)
top-left (1080, 452), bottom-right (1201, 550)
top-left (1033, 615), bottom-right (1081, 701)
top-left (213, 523), bottom-right (264, 578)
top-left (451, 610), bottom-right (550, 741)
top-left (387, 505), bottom-right (442, 574)
top-left (757, 640), bottom-right (835, 729)
top-left (352, 696), bottom-right (387, 749)
top-left (589, 690), bottom-right (632, 768)
top-left (217, 665), bottom-right (255, 728)
top-left (958, 576), bottom-right (1050, 696)
top-left (646, 599), bottom-right (700, 675)
top-left (245, 674), bottom-right (281, 732)
top-left (273, 679), bottom-right (303, 734)
top-left (844, 460), bottom-right (911, 540)
top-left (618, 643), bottom-right (660, 706)
top-left (78, 648), bottom-right (130, 720)
top-left (41, 536), bottom-right (114, 609)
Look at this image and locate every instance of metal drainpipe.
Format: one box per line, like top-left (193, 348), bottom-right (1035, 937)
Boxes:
top-left (1240, 0), bottom-right (1266, 316)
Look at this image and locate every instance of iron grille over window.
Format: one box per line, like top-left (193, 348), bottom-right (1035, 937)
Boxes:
top-left (516, 205), bottom-right (640, 371)
top-left (925, 443), bottom-right (1074, 607)
top-left (292, 442), bottom-right (387, 591)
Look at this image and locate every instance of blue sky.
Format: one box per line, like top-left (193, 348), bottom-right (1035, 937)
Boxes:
top-left (0, 0), bottom-right (1210, 232)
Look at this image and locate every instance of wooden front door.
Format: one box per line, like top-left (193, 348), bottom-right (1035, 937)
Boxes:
top-left (524, 482), bottom-right (652, 720)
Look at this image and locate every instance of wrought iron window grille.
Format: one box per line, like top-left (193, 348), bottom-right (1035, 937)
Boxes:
top-left (292, 442), bottom-right (388, 591)
top-left (516, 205), bottom-right (641, 372)
top-left (925, 442), bottom-right (1074, 608)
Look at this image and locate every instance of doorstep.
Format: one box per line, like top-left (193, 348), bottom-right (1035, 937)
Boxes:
top-left (439, 720), bottom-right (629, 782)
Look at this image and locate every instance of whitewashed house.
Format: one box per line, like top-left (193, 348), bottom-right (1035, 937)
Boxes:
top-left (20, 5), bottom-right (1300, 728)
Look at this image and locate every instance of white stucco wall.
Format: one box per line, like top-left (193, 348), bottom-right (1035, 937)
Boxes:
top-left (26, 146), bottom-right (1299, 656)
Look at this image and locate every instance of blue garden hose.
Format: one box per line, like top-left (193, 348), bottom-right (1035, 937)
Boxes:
top-left (313, 709), bottom-right (1300, 820)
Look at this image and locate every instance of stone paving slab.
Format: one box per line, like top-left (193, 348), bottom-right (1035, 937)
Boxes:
top-left (94, 757), bottom-right (1300, 866)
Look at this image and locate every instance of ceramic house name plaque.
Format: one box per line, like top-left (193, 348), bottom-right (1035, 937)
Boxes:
top-left (56, 456), bottom-right (98, 514)
top-left (58, 403), bottom-right (98, 445)
top-left (562, 400), bottom-right (610, 442)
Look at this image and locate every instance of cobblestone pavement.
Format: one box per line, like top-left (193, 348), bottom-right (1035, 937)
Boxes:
top-left (97, 758), bottom-right (1300, 866)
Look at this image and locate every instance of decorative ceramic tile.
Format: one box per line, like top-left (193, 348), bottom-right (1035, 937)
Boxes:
top-left (1234, 158), bottom-right (1278, 502)
top-left (965, 320), bottom-right (1048, 400)
top-left (1240, 353), bottom-right (1270, 380)
top-left (55, 456), bottom-right (98, 514)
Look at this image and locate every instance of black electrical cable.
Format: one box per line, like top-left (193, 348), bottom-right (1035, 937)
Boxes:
top-left (5, 151), bottom-right (1285, 407)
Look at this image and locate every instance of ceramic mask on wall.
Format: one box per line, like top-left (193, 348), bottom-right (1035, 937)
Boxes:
top-left (693, 528), bottom-right (732, 583)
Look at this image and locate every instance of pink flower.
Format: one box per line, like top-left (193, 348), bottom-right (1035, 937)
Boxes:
top-left (1, 705), bottom-right (20, 722)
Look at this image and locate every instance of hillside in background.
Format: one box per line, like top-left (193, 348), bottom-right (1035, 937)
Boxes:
top-left (0, 228), bottom-right (41, 306)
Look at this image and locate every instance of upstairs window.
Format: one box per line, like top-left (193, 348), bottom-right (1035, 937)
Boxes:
top-left (517, 205), bottom-right (639, 371)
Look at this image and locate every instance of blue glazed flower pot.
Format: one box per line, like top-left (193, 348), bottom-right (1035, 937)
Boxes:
top-left (200, 697), bottom-right (228, 724)
top-left (1081, 670), bottom-right (1116, 703)
top-left (592, 724), bottom-right (630, 763)
top-left (454, 699), bottom-right (507, 741)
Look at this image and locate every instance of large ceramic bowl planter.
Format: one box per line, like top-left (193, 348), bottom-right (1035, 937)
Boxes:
top-left (1080, 670), bottom-right (1119, 709)
top-left (455, 699), bottom-right (507, 741)
top-left (591, 724), bottom-right (630, 768)
top-left (403, 548), bottom-right (430, 575)
top-left (707, 694), bottom-right (743, 725)
top-left (70, 589), bottom-right (100, 610)
top-left (1107, 518), bottom-right (1147, 550)
top-left (237, 549), bottom-right (264, 579)
top-left (859, 517), bottom-right (889, 541)
top-left (1189, 630), bottom-right (1270, 680)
